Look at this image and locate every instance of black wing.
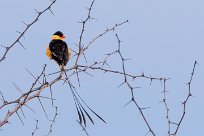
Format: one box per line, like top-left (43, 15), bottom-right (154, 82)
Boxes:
top-left (62, 41), bottom-right (69, 66)
top-left (49, 40), bottom-right (68, 66)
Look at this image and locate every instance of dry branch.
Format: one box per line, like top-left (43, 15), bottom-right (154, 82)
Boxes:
top-left (46, 107), bottom-right (58, 136)
top-left (0, 0), bottom-right (57, 63)
top-left (173, 61), bottom-right (197, 135)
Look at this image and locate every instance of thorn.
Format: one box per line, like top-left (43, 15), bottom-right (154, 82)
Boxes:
top-left (34, 9), bottom-right (40, 13)
top-left (18, 41), bottom-right (26, 50)
top-left (20, 20), bottom-right (28, 26)
top-left (16, 31), bottom-right (22, 34)
top-left (142, 72), bottom-right (144, 77)
top-left (49, 8), bottom-right (54, 16)
top-left (117, 81), bottom-right (125, 88)
top-left (141, 107), bottom-right (151, 110)
top-left (150, 78), bottom-right (153, 86)
top-left (0, 45), bottom-right (7, 49)
top-left (123, 99), bottom-right (133, 107)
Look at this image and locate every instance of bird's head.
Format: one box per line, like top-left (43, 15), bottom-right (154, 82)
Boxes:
top-left (52, 31), bottom-right (66, 40)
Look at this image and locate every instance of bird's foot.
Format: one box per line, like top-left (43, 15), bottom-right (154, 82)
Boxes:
top-left (60, 65), bottom-right (64, 71)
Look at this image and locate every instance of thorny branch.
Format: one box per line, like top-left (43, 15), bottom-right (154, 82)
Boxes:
top-left (78, 0), bottom-right (95, 50)
top-left (31, 120), bottom-right (39, 136)
top-left (161, 78), bottom-right (171, 136)
top-left (74, 0), bottom-right (128, 66)
top-left (46, 107), bottom-right (58, 136)
top-left (0, 65), bottom-right (50, 127)
top-left (115, 34), bottom-right (156, 136)
top-left (74, 20), bottom-right (128, 66)
top-left (173, 61), bottom-right (197, 136)
top-left (74, 0), bottom-right (96, 67)
top-left (160, 61), bottom-right (198, 136)
top-left (0, 0), bottom-right (57, 63)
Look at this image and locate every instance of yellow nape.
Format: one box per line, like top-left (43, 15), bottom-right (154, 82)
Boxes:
top-left (46, 47), bottom-right (52, 59)
top-left (52, 35), bottom-right (63, 40)
top-left (68, 48), bottom-right (71, 59)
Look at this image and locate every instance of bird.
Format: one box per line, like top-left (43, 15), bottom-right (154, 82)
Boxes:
top-left (46, 31), bottom-right (71, 70)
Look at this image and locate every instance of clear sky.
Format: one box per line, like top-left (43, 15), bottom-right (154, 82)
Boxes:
top-left (0, 0), bottom-right (204, 136)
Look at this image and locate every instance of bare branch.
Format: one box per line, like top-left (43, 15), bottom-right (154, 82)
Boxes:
top-left (74, 20), bottom-right (128, 66)
top-left (0, 0), bottom-right (57, 63)
top-left (161, 78), bottom-right (171, 136)
top-left (31, 120), bottom-right (39, 136)
top-left (46, 107), bottom-right (58, 136)
top-left (173, 61), bottom-right (198, 135)
top-left (115, 34), bottom-right (156, 136)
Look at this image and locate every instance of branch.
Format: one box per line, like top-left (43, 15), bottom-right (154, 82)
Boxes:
top-left (46, 107), bottom-right (58, 136)
top-left (31, 120), bottom-right (39, 136)
top-left (0, 0), bottom-right (57, 63)
top-left (78, 0), bottom-right (96, 50)
top-left (161, 78), bottom-right (171, 136)
top-left (115, 34), bottom-right (156, 136)
top-left (173, 61), bottom-right (198, 135)
top-left (73, 0), bottom-right (128, 66)
top-left (0, 65), bottom-right (63, 128)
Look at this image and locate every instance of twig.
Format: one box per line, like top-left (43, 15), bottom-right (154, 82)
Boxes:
top-left (173, 61), bottom-right (197, 135)
top-left (0, 65), bottom-right (60, 128)
top-left (78, 0), bottom-right (96, 50)
top-left (115, 34), bottom-right (156, 136)
top-left (74, 20), bottom-right (128, 66)
top-left (161, 78), bottom-right (171, 136)
top-left (31, 120), bottom-right (39, 136)
top-left (46, 107), bottom-right (58, 136)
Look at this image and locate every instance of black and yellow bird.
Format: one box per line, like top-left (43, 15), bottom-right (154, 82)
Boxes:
top-left (46, 31), bottom-right (71, 70)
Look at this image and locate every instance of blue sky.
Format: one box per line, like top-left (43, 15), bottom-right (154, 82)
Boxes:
top-left (0, 0), bottom-right (204, 135)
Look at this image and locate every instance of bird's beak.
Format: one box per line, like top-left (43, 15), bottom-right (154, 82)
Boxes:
top-left (62, 35), bottom-right (65, 39)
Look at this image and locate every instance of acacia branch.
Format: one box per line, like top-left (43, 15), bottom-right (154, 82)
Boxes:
top-left (31, 120), bottom-right (39, 136)
top-left (78, 0), bottom-right (95, 50)
top-left (74, 20), bottom-right (128, 66)
top-left (73, 0), bottom-right (128, 66)
top-left (0, 0), bottom-right (57, 63)
top-left (46, 107), bottom-right (58, 136)
top-left (161, 78), bottom-right (171, 136)
top-left (115, 34), bottom-right (156, 136)
top-left (75, 0), bottom-right (96, 66)
top-left (0, 65), bottom-right (63, 128)
top-left (173, 61), bottom-right (197, 135)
